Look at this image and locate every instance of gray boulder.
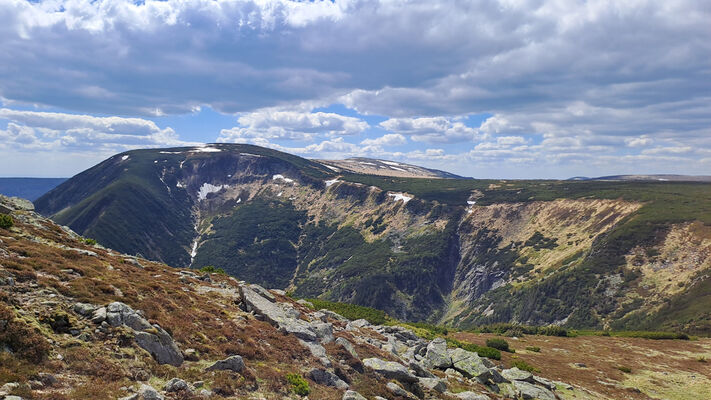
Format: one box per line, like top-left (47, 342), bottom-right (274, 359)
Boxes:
top-left (106, 302), bottom-right (151, 330)
top-left (363, 358), bottom-right (417, 383)
top-left (418, 377), bottom-right (447, 393)
top-left (91, 307), bottom-right (107, 324)
top-left (299, 339), bottom-right (332, 367)
top-left (312, 321), bottom-right (334, 343)
top-left (342, 390), bottom-right (367, 400)
top-left (336, 337), bottom-right (358, 359)
top-left (135, 326), bottom-right (184, 367)
top-left (138, 384), bottom-right (163, 400)
top-left (249, 284), bottom-right (276, 302)
top-left (513, 380), bottom-right (556, 400)
top-left (502, 367), bottom-right (534, 382)
top-left (163, 378), bottom-right (189, 392)
top-left (449, 348), bottom-right (491, 381)
top-left (386, 382), bottom-right (415, 399)
top-left (425, 338), bottom-right (452, 369)
top-left (73, 302), bottom-right (96, 317)
top-left (409, 361), bottom-right (435, 378)
top-left (309, 368), bottom-right (349, 390)
top-left (453, 391), bottom-right (490, 400)
top-left (205, 355), bottom-right (244, 372)
top-left (346, 319), bottom-right (370, 330)
top-left (320, 309), bottom-right (347, 321)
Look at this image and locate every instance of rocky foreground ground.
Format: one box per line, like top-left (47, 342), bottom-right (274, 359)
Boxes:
top-left (1, 193), bottom-right (707, 400)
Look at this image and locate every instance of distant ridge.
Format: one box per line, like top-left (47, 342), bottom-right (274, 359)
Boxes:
top-left (0, 177), bottom-right (67, 201)
top-left (569, 174), bottom-right (711, 182)
top-left (317, 157), bottom-right (465, 179)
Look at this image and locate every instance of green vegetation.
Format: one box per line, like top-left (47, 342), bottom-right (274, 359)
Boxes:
top-left (286, 373), bottom-right (310, 395)
top-left (511, 359), bottom-right (539, 373)
top-left (446, 338), bottom-right (502, 360)
top-left (0, 214), bottom-right (13, 229)
top-left (574, 330), bottom-right (690, 340)
top-left (617, 366), bottom-right (632, 373)
top-left (474, 323), bottom-right (569, 337)
top-left (697, 356), bottom-right (707, 363)
top-left (486, 338), bottom-right (512, 352)
top-left (524, 231), bottom-right (558, 250)
top-left (193, 198), bottom-right (306, 289)
top-left (83, 238), bottom-right (97, 245)
top-left (525, 346), bottom-right (541, 352)
top-left (198, 265), bottom-right (226, 274)
top-left (0, 304), bottom-right (50, 363)
top-left (305, 298), bottom-right (388, 325)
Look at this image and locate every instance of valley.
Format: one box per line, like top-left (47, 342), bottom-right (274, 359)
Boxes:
top-left (32, 144), bottom-right (711, 334)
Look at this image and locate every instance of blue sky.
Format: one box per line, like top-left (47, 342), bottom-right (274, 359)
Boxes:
top-left (0, 0), bottom-right (709, 178)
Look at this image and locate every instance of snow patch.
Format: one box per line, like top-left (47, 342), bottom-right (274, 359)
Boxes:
top-left (197, 183), bottom-right (227, 200)
top-left (159, 151), bottom-right (183, 154)
top-left (325, 179), bottom-right (340, 187)
top-left (389, 166), bottom-right (406, 172)
top-left (236, 198), bottom-right (241, 204)
top-left (192, 145), bottom-right (221, 153)
top-left (381, 161), bottom-right (402, 166)
top-left (239, 152), bottom-right (262, 157)
top-left (154, 160), bottom-right (158, 164)
top-left (277, 192), bottom-right (283, 197)
top-left (388, 193), bottom-right (412, 203)
top-left (272, 174), bottom-right (295, 183)
top-left (467, 201), bottom-right (477, 205)
top-left (121, 155), bottom-right (129, 161)
top-left (323, 165), bottom-right (340, 172)
top-left (176, 182), bottom-right (185, 188)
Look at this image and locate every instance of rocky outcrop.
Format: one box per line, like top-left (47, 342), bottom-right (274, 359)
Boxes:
top-left (205, 355), bottom-right (245, 372)
top-left (363, 358), bottom-right (417, 384)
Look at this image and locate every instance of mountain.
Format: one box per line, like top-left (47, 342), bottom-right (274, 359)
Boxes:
top-left (36, 144), bottom-right (711, 333)
top-left (0, 177), bottom-right (67, 200)
top-left (317, 157), bottom-right (465, 179)
top-left (3, 194), bottom-right (710, 400)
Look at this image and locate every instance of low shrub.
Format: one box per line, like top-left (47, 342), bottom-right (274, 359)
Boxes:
top-left (199, 265), bottom-right (226, 274)
top-left (0, 214), bottom-right (13, 229)
top-left (511, 359), bottom-right (539, 373)
top-left (525, 346), bottom-right (541, 352)
top-left (83, 238), bottom-right (97, 245)
top-left (617, 366), bottom-right (632, 373)
top-left (305, 299), bottom-right (387, 325)
top-left (446, 338), bottom-right (501, 360)
top-left (286, 373), bottom-right (310, 395)
top-left (0, 304), bottom-right (51, 363)
top-left (486, 338), bottom-right (511, 352)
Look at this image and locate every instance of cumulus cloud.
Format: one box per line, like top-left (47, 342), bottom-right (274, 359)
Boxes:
top-left (379, 117), bottom-right (479, 143)
top-left (0, 108), bottom-right (185, 152)
top-left (218, 110), bottom-right (368, 142)
top-left (360, 133), bottom-right (406, 147)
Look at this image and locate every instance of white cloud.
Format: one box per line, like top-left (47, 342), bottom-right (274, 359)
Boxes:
top-left (218, 110), bottom-right (368, 142)
top-left (379, 117), bottom-right (479, 143)
top-left (0, 108), bottom-right (185, 152)
top-left (360, 133), bottom-right (406, 147)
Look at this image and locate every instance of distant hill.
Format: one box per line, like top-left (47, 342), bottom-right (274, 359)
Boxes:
top-left (317, 157), bottom-right (464, 179)
top-left (569, 174), bottom-right (711, 182)
top-left (0, 177), bottom-right (67, 200)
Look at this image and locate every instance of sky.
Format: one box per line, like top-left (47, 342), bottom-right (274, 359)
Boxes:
top-left (0, 0), bottom-right (709, 179)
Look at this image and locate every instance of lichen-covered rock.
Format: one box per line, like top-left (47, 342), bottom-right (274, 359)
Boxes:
top-left (336, 337), bottom-right (358, 359)
top-left (502, 367), bottom-right (534, 382)
top-left (453, 391), bottom-right (490, 400)
top-left (418, 377), bottom-right (447, 393)
top-left (138, 384), bottom-right (164, 400)
top-left (363, 358), bottom-right (417, 383)
top-left (342, 390), bottom-right (367, 400)
top-left (72, 302), bottom-right (96, 317)
top-left (425, 338), bottom-right (452, 369)
top-left (513, 380), bottom-right (556, 400)
top-left (163, 378), bottom-right (189, 392)
top-left (449, 348), bottom-right (490, 381)
top-left (409, 361), bottom-right (435, 378)
top-left (240, 285), bottom-right (318, 341)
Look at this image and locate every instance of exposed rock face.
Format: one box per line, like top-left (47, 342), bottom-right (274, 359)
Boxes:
top-left (502, 367), bottom-right (534, 382)
top-left (363, 358), bottom-right (417, 384)
top-left (448, 348), bottom-right (491, 381)
top-left (240, 284), bottom-right (319, 342)
top-left (138, 384), bottom-right (164, 400)
top-left (342, 390), bottom-right (367, 400)
top-left (135, 327), bottom-right (184, 367)
top-left (513, 380), bottom-right (556, 400)
top-left (425, 337), bottom-right (452, 369)
top-left (308, 368), bottom-right (349, 390)
top-left (205, 355), bottom-right (245, 372)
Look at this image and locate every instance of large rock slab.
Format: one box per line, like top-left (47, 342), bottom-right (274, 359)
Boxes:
top-left (363, 358), bottom-right (417, 384)
top-left (513, 380), bottom-right (556, 400)
top-left (342, 390), bottom-right (366, 400)
top-left (425, 338), bottom-right (452, 369)
top-left (502, 367), bottom-right (534, 382)
top-left (309, 368), bottom-right (349, 390)
top-left (418, 377), bottom-right (447, 393)
top-left (240, 285), bottom-right (318, 342)
top-left (449, 348), bottom-right (491, 381)
top-left (135, 326), bottom-right (184, 367)
top-left (453, 392), bottom-right (490, 400)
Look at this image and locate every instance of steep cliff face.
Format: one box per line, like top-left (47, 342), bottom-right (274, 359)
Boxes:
top-left (35, 145), bottom-right (711, 332)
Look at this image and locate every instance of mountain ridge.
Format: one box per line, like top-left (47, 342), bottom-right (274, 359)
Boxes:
top-left (35, 144), bottom-right (711, 333)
